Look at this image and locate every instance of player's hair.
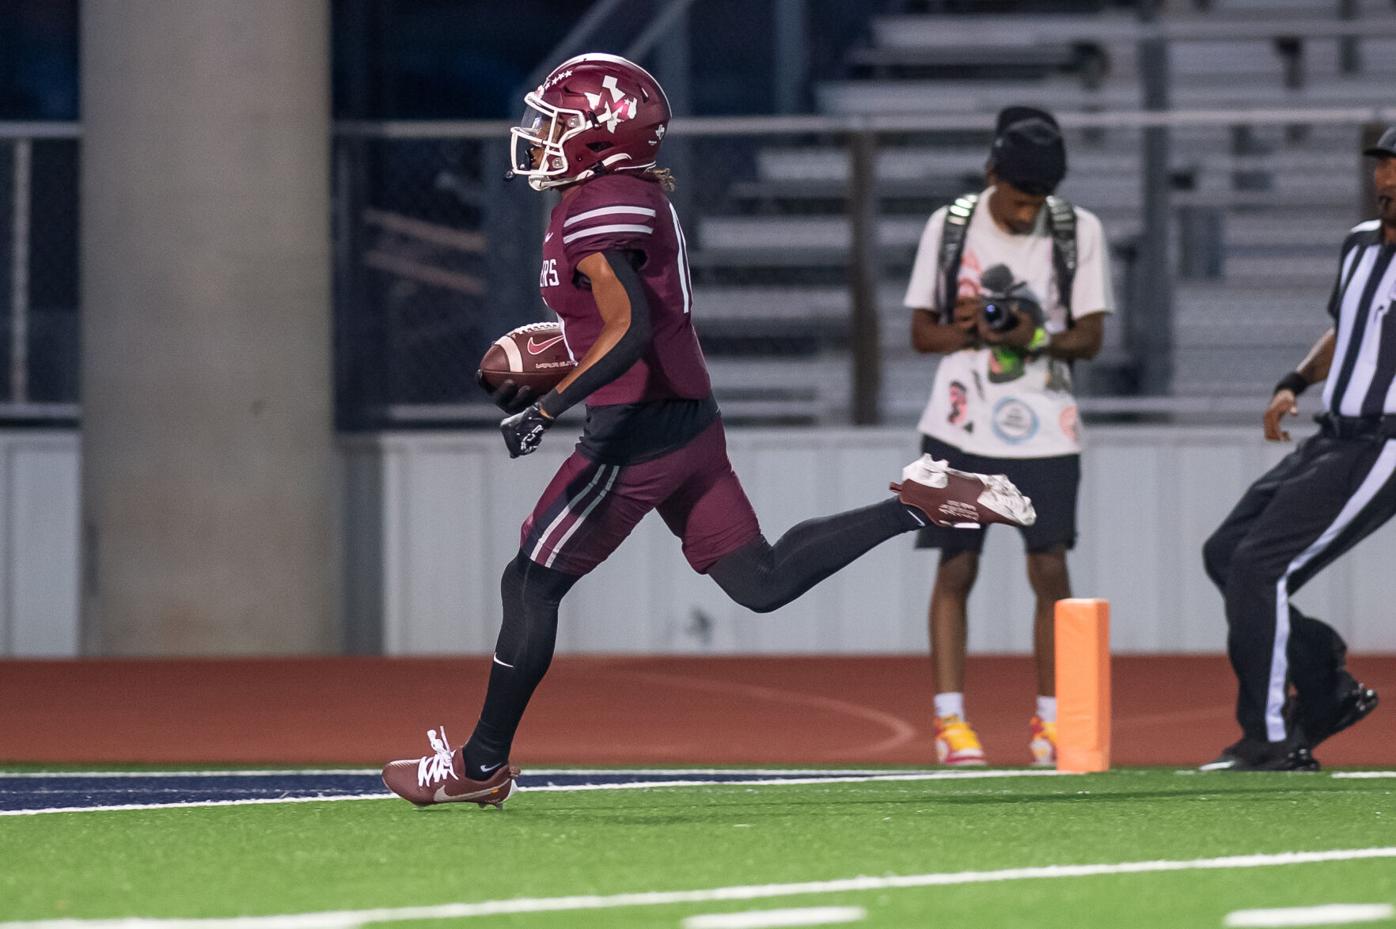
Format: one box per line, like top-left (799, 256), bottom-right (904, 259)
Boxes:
top-left (645, 166), bottom-right (676, 192)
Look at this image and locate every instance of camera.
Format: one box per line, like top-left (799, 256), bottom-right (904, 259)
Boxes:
top-left (978, 264), bottom-right (1043, 333)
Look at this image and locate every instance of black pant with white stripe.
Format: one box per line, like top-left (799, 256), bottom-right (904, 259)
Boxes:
top-left (1203, 431), bottom-right (1396, 744)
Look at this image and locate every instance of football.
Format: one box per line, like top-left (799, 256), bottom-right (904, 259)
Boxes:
top-left (478, 321), bottom-right (576, 394)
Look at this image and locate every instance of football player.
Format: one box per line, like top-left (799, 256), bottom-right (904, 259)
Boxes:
top-left (381, 53), bottom-right (1037, 807)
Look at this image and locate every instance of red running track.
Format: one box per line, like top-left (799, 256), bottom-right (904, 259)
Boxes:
top-left (1, 655), bottom-right (1392, 767)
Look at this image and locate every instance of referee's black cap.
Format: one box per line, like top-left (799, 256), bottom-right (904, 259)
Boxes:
top-left (988, 105), bottom-right (1067, 196)
top-left (1363, 126), bottom-right (1396, 159)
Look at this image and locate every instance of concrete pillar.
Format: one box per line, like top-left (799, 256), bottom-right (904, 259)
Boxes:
top-left (80, 0), bottom-right (338, 654)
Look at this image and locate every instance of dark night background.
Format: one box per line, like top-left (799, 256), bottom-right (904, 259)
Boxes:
top-left (0, 0), bottom-right (875, 121)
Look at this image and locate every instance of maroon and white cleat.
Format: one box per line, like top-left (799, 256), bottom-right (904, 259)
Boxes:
top-left (381, 727), bottom-right (519, 809)
top-left (890, 454), bottom-right (1037, 529)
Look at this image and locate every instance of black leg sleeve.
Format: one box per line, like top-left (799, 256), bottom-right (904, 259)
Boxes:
top-left (707, 498), bottom-right (922, 613)
top-left (464, 552), bottom-right (579, 776)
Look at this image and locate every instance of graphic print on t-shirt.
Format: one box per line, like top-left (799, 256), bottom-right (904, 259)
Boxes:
top-left (902, 188), bottom-right (1115, 459)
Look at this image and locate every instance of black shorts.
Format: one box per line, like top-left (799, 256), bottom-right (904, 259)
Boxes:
top-left (914, 435), bottom-right (1080, 556)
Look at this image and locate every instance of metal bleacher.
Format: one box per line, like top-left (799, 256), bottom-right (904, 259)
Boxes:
top-left (687, 0), bottom-right (1396, 424)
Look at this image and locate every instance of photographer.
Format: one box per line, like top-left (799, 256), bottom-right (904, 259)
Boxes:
top-left (904, 106), bottom-right (1114, 766)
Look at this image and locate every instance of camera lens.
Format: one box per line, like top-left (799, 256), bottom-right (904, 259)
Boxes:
top-left (982, 301), bottom-right (1014, 332)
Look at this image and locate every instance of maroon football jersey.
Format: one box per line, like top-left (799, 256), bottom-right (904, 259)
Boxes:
top-left (539, 173), bottom-right (711, 405)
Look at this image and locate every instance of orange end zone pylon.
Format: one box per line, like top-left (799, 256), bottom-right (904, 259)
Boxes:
top-left (1055, 598), bottom-right (1111, 772)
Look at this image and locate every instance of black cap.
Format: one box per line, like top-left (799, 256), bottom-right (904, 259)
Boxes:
top-left (988, 105), bottom-right (1067, 196)
top-left (1363, 126), bottom-right (1396, 159)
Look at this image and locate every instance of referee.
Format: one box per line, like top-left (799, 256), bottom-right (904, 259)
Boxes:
top-left (1200, 128), bottom-right (1395, 771)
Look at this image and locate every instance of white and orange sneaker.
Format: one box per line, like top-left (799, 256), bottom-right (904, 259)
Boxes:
top-left (934, 714), bottom-right (987, 766)
top-left (1029, 715), bottom-right (1057, 767)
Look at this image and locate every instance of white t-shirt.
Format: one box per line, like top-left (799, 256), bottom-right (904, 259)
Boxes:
top-left (903, 188), bottom-right (1114, 459)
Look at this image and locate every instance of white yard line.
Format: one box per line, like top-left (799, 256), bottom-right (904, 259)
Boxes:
top-left (682, 907), bottom-right (867, 929)
top-left (1, 847), bottom-right (1393, 929)
top-left (0, 769), bottom-right (1068, 816)
top-left (1224, 903), bottom-right (1395, 927)
top-left (1331, 772), bottom-right (1396, 780)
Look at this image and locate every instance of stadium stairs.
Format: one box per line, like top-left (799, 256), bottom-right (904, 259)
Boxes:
top-left (690, 0), bottom-right (1396, 423)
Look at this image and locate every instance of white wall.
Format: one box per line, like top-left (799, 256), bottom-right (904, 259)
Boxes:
top-left (0, 432), bottom-right (80, 655)
top-left (343, 425), bottom-right (1396, 657)
top-left (8, 426), bottom-right (1396, 656)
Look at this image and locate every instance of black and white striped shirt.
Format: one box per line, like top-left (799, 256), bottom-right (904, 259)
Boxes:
top-left (1323, 219), bottom-right (1396, 417)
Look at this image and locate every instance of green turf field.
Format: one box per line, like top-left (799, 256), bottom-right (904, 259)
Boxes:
top-left (2, 769), bottom-right (1395, 929)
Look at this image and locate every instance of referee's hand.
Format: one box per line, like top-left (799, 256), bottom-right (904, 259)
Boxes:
top-left (1264, 389), bottom-right (1299, 442)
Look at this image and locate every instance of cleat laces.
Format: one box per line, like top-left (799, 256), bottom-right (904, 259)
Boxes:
top-left (416, 726), bottom-right (459, 788)
top-left (905, 455), bottom-right (1036, 525)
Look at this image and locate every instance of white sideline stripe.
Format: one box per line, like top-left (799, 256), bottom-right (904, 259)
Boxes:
top-left (0, 770), bottom-right (383, 778)
top-left (0, 794), bottom-right (391, 816)
top-left (1332, 772), bottom-right (1396, 779)
top-left (0, 770), bottom-right (1068, 816)
top-left (0, 768), bottom-right (928, 779)
top-left (2, 848), bottom-right (1393, 929)
top-left (563, 205), bottom-right (657, 226)
top-left (523, 771), bottom-right (1067, 793)
top-left (1224, 903), bottom-right (1395, 927)
top-left (682, 907), bottom-right (866, 929)
top-left (561, 223), bottom-right (654, 244)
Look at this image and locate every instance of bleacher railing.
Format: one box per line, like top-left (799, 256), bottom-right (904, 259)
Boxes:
top-left (332, 106), bottom-right (1396, 428)
top-left (5, 107), bottom-right (1396, 428)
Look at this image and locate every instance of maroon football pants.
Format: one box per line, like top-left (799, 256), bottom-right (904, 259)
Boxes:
top-left (520, 419), bottom-right (761, 576)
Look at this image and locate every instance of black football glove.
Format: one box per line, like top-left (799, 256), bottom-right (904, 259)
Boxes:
top-left (476, 370), bottom-right (537, 415)
top-left (500, 404), bottom-right (551, 458)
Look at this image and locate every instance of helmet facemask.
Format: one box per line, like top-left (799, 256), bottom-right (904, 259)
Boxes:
top-left (510, 93), bottom-right (589, 191)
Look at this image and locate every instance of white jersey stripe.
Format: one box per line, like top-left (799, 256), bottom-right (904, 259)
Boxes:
top-left (1323, 220), bottom-right (1396, 417)
top-left (1267, 439), bottom-right (1396, 740)
top-left (668, 203), bottom-right (692, 315)
top-left (1321, 246), bottom-right (1379, 415)
top-left (1335, 259), bottom-right (1396, 416)
top-left (563, 206), bottom-right (658, 227)
top-left (562, 224), bottom-right (655, 245)
top-left (543, 465), bottom-right (620, 569)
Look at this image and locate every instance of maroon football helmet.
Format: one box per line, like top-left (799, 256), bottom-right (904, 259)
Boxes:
top-left (510, 53), bottom-right (671, 191)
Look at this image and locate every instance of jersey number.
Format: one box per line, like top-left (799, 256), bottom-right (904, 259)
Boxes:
top-left (539, 259), bottom-right (560, 288)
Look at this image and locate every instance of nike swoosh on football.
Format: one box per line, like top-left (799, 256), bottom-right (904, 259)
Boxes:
top-left (527, 335), bottom-right (566, 355)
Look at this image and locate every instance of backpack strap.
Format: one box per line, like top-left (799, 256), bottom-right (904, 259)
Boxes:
top-left (937, 193), bottom-right (979, 323)
top-left (1045, 195), bottom-right (1078, 327)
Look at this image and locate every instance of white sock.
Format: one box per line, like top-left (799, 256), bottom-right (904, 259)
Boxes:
top-left (1036, 696), bottom-right (1057, 723)
top-left (934, 692), bottom-right (965, 720)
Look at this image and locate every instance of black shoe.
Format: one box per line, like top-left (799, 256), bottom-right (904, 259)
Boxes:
top-left (1200, 738), bottom-right (1320, 772)
top-left (1305, 683), bottom-right (1379, 748)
